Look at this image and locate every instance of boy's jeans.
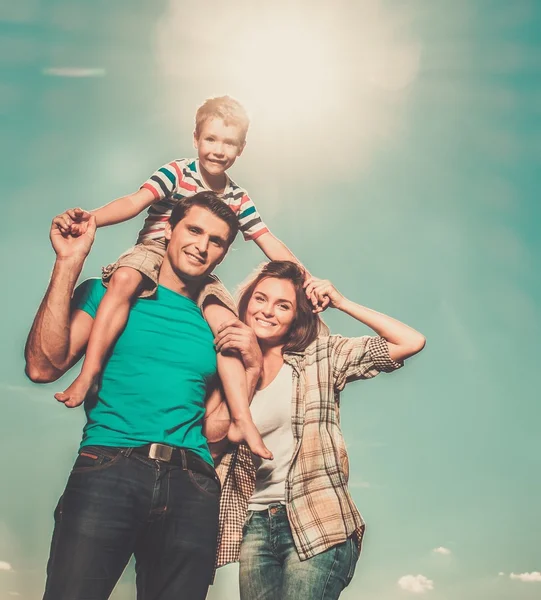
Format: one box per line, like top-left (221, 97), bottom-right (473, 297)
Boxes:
top-left (42, 445), bottom-right (220, 600)
top-left (239, 504), bottom-right (359, 600)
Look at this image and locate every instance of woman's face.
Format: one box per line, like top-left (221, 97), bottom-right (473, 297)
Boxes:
top-left (245, 277), bottom-right (297, 346)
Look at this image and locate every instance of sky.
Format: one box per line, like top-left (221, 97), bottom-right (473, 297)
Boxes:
top-left (1, 0), bottom-right (540, 598)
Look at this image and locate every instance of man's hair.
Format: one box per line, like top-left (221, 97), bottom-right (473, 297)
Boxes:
top-left (169, 191), bottom-right (239, 246)
top-left (194, 96), bottom-right (250, 144)
top-left (237, 261), bottom-right (321, 354)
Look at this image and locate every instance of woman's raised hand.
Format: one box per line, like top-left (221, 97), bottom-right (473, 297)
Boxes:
top-left (303, 277), bottom-right (345, 312)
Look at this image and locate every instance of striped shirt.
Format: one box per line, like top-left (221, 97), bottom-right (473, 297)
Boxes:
top-left (215, 335), bottom-right (402, 568)
top-left (138, 158), bottom-right (268, 243)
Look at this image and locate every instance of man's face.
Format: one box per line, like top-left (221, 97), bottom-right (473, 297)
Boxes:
top-left (194, 117), bottom-right (245, 179)
top-left (164, 206), bottom-right (231, 280)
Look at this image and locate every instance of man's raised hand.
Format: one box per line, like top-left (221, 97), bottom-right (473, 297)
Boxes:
top-left (50, 208), bottom-right (97, 260)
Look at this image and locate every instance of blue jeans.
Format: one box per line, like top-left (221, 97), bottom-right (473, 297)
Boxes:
top-left (239, 504), bottom-right (359, 600)
top-left (43, 446), bottom-right (220, 600)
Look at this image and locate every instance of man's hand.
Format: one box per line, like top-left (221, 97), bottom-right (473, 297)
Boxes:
top-left (303, 278), bottom-right (345, 312)
top-left (50, 209), bottom-right (96, 260)
top-left (214, 319), bottom-right (263, 373)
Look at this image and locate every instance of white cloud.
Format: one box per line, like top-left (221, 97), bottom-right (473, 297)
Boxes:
top-left (0, 561), bottom-right (13, 571)
top-left (510, 572), bottom-right (541, 583)
top-left (398, 574), bottom-right (434, 594)
top-left (498, 572), bottom-right (505, 576)
top-left (432, 546), bottom-right (451, 555)
top-left (42, 67), bottom-right (106, 78)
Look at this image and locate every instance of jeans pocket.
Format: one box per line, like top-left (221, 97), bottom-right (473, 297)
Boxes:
top-left (188, 470), bottom-right (221, 497)
top-left (242, 510), bottom-right (254, 534)
top-left (346, 537), bottom-right (360, 584)
top-left (71, 447), bottom-right (121, 473)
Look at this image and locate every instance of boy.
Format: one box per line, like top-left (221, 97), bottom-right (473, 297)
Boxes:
top-left (54, 96), bottom-right (302, 458)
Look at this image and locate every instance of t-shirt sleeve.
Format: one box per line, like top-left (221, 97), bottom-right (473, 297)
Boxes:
top-left (328, 334), bottom-right (403, 391)
top-left (73, 278), bottom-right (106, 319)
top-left (237, 193), bottom-right (269, 241)
top-left (140, 161), bottom-right (183, 201)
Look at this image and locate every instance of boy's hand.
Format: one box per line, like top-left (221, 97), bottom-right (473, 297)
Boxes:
top-left (52, 208), bottom-right (92, 237)
top-left (303, 275), bottom-right (331, 313)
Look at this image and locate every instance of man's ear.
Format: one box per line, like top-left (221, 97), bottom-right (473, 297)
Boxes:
top-left (193, 130), bottom-right (198, 149)
top-left (237, 140), bottom-right (246, 157)
top-left (164, 221), bottom-right (172, 241)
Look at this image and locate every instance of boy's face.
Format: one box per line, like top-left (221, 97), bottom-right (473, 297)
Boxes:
top-left (194, 117), bottom-right (246, 179)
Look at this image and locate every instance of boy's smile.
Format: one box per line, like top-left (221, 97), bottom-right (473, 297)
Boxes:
top-left (194, 117), bottom-right (245, 191)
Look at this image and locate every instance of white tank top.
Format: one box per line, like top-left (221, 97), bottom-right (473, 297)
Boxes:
top-left (248, 363), bottom-right (295, 511)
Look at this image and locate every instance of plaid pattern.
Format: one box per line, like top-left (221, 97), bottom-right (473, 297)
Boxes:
top-left (215, 335), bottom-right (402, 568)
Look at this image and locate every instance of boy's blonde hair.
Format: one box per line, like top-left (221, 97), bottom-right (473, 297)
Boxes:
top-left (194, 96), bottom-right (250, 144)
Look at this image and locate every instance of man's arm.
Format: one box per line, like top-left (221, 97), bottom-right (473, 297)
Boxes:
top-left (24, 214), bottom-right (97, 383)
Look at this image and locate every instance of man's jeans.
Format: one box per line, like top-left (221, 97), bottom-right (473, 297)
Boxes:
top-left (42, 446), bottom-right (220, 600)
top-left (239, 504), bottom-right (359, 600)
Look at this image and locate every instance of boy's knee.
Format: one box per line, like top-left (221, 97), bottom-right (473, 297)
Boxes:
top-left (108, 267), bottom-right (144, 294)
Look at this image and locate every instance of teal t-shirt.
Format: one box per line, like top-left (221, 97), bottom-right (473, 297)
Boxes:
top-left (76, 278), bottom-right (217, 465)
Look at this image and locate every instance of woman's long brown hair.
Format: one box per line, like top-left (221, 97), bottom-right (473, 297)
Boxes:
top-left (237, 261), bottom-right (321, 354)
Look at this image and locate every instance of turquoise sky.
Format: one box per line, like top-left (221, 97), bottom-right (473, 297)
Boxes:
top-left (1, 0), bottom-right (540, 598)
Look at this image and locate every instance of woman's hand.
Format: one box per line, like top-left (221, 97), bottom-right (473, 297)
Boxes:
top-left (214, 319), bottom-right (263, 373)
top-left (303, 277), bottom-right (346, 312)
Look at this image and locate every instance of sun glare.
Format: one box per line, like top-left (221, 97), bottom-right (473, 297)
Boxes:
top-left (155, 0), bottom-right (421, 177)
top-left (226, 22), bottom-right (341, 126)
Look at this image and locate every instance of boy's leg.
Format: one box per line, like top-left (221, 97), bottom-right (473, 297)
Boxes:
top-left (201, 280), bottom-right (272, 460)
top-left (217, 353), bottom-right (273, 459)
top-left (54, 267), bottom-right (144, 407)
top-left (55, 239), bottom-right (165, 408)
top-left (42, 447), bottom-right (148, 600)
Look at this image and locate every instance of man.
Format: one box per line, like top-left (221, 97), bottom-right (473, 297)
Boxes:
top-left (25, 191), bottom-right (245, 600)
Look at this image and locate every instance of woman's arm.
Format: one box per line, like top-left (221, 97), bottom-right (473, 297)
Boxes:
top-left (305, 279), bottom-right (426, 363)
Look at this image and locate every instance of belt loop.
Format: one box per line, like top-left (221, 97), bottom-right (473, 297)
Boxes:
top-left (180, 448), bottom-right (188, 470)
top-left (121, 448), bottom-right (133, 458)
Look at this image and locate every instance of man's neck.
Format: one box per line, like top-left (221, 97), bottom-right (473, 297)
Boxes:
top-left (158, 259), bottom-right (204, 301)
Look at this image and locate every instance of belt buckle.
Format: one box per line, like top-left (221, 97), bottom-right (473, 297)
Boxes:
top-left (148, 443), bottom-right (173, 462)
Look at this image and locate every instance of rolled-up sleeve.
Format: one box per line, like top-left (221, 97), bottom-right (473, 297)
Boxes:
top-left (330, 335), bottom-right (402, 391)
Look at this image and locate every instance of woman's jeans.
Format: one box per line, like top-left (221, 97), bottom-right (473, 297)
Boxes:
top-left (42, 446), bottom-right (220, 600)
top-left (239, 504), bottom-right (359, 600)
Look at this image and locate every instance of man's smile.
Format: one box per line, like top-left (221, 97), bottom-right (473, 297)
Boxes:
top-left (184, 250), bottom-right (205, 265)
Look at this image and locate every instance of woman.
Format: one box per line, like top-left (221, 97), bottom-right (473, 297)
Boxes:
top-left (211, 261), bottom-right (425, 600)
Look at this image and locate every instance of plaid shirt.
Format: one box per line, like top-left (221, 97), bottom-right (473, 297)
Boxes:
top-left (215, 334), bottom-right (402, 568)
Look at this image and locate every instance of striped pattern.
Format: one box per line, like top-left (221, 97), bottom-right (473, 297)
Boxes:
top-left (137, 158), bottom-right (268, 243)
top-left (215, 335), bottom-right (402, 568)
